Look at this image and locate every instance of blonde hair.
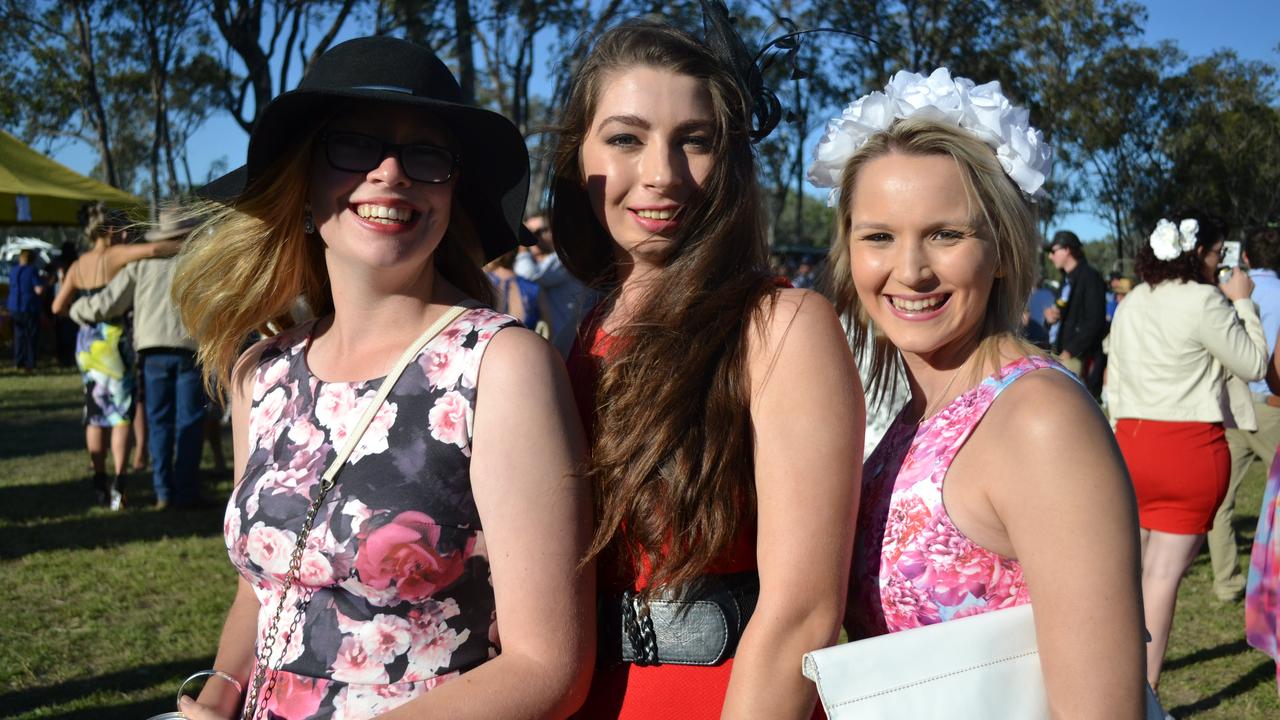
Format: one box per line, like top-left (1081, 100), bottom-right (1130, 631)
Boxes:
top-left (173, 121), bottom-right (492, 398)
top-left (824, 117), bottom-right (1042, 399)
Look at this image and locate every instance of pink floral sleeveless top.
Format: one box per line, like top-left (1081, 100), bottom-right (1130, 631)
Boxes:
top-left (224, 306), bottom-right (517, 719)
top-left (847, 355), bottom-right (1074, 638)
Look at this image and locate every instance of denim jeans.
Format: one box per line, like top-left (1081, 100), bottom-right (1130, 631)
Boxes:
top-left (143, 351), bottom-right (207, 505)
top-left (11, 311), bottom-right (37, 369)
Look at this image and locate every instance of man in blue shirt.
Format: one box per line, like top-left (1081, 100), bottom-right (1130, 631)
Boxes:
top-left (1210, 224), bottom-right (1280, 601)
top-left (515, 215), bottom-right (597, 357)
top-left (6, 249), bottom-right (45, 372)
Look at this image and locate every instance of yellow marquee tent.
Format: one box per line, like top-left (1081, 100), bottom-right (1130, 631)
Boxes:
top-left (0, 129), bottom-right (140, 225)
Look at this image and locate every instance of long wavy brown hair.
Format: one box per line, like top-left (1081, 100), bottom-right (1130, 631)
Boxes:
top-left (548, 20), bottom-right (779, 594)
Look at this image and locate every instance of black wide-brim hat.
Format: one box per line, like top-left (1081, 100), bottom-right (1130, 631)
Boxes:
top-left (202, 36), bottom-right (531, 261)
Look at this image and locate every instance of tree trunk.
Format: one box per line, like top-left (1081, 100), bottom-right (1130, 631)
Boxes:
top-left (453, 0), bottom-right (475, 103)
top-left (72, 1), bottom-right (119, 188)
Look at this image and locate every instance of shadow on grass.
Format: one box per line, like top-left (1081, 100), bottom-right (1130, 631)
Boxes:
top-left (0, 479), bottom-right (98, 523)
top-left (1165, 638), bottom-right (1251, 671)
top-left (0, 656), bottom-right (214, 718)
top-left (1168, 658), bottom-right (1275, 717)
top-left (0, 504), bottom-right (225, 559)
top-left (0, 416), bottom-right (86, 461)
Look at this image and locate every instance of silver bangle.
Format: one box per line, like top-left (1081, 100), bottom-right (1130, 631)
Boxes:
top-left (175, 669), bottom-right (244, 710)
top-left (208, 670), bottom-right (244, 696)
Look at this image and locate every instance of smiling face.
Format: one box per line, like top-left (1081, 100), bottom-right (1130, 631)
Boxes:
top-left (847, 152), bottom-right (998, 366)
top-left (307, 104), bottom-right (455, 278)
top-left (579, 66), bottom-right (715, 268)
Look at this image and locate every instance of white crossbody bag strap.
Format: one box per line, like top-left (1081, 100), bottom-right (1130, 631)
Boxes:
top-left (319, 302), bottom-right (473, 482)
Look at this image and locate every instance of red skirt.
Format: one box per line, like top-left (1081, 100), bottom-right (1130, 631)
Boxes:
top-left (1115, 418), bottom-right (1229, 534)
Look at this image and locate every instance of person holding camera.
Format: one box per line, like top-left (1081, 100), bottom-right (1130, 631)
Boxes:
top-left (1107, 213), bottom-right (1268, 692)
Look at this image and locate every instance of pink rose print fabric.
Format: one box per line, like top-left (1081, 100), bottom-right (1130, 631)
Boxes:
top-left (226, 307), bottom-right (517, 719)
top-left (848, 355), bottom-right (1076, 639)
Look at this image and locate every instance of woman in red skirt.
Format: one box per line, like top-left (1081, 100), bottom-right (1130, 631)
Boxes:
top-left (1107, 212), bottom-right (1268, 691)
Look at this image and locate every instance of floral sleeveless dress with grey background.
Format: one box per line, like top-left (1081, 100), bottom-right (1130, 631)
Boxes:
top-left (225, 307), bottom-right (516, 719)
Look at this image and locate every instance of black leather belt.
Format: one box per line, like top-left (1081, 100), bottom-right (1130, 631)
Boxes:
top-left (597, 571), bottom-right (759, 667)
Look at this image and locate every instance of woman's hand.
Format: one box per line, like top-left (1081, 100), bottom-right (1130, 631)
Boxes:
top-left (1221, 266), bottom-right (1255, 301)
top-left (177, 695), bottom-right (233, 720)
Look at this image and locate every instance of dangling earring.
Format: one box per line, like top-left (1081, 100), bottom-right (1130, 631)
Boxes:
top-left (303, 204), bottom-right (316, 235)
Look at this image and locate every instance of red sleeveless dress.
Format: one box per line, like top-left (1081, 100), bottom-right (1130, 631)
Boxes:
top-left (566, 312), bottom-right (819, 719)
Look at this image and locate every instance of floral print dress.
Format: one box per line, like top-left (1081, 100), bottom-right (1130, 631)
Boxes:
top-left (1246, 450), bottom-right (1280, 686)
top-left (848, 355), bottom-right (1074, 637)
top-left (226, 307), bottom-right (517, 719)
top-left (74, 286), bottom-right (135, 427)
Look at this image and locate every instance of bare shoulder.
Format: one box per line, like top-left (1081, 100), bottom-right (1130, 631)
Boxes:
top-left (978, 361), bottom-right (1125, 500)
top-left (748, 288), bottom-right (843, 359)
top-left (746, 287), bottom-right (857, 401)
top-left (477, 324), bottom-right (563, 389)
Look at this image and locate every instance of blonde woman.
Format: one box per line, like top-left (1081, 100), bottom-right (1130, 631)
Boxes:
top-left (812, 69), bottom-right (1146, 716)
top-left (173, 37), bottom-right (593, 720)
top-left (52, 203), bottom-right (179, 508)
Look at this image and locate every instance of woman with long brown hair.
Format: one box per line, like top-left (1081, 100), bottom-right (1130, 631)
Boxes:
top-left (549, 17), bottom-right (864, 719)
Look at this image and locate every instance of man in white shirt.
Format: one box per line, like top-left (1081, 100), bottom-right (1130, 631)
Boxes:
top-left (1210, 224), bottom-right (1280, 601)
top-left (515, 215), bottom-right (596, 357)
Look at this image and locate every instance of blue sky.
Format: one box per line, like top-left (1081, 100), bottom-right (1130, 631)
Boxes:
top-left (46, 1), bottom-right (1280, 243)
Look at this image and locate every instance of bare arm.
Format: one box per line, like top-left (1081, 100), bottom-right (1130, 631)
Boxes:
top-left (183, 343), bottom-right (266, 720)
top-left (104, 240), bottom-right (181, 276)
top-left (50, 260), bottom-right (80, 316)
top-left (982, 370), bottom-right (1146, 719)
top-left (721, 289), bottom-right (864, 719)
top-left (379, 326), bottom-right (594, 719)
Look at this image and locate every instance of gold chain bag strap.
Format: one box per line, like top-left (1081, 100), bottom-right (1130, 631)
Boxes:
top-left (242, 303), bottom-right (473, 719)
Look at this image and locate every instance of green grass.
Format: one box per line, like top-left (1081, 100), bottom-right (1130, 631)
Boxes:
top-left (1, 367), bottom-right (239, 719)
top-left (1, 367), bottom-right (1279, 717)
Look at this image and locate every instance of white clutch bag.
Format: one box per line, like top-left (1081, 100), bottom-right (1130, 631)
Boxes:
top-left (802, 604), bottom-right (1165, 720)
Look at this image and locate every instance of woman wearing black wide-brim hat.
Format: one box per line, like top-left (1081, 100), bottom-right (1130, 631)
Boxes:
top-left (172, 37), bottom-right (594, 720)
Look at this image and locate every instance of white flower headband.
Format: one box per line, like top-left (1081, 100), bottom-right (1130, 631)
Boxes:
top-left (1148, 218), bottom-right (1199, 261)
top-left (807, 68), bottom-right (1053, 205)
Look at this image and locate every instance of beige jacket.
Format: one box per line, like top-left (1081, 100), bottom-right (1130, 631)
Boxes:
top-left (69, 253), bottom-right (195, 352)
top-left (1107, 281), bottom-right (1267, 426)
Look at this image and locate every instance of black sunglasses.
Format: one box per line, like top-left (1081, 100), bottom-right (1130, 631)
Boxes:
top-left (321, 131), bottom-right (459, 184)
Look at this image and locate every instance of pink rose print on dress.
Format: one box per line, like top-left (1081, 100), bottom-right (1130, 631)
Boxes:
top-left (263, 465), bottom-right (319, 498)
top-left (337, 611), bottom-right (414, 665)
top-left (252, 386), bottom-right (289, 450)
top-left (983, 559), bottom-right (1030, 609)
top-left (350, 400), bottom-right (398, 464)
top-left (261, 671), bottom-right (324, 719)
top-left (247, 521), bottom-right (298, 576)
top-left (898, 512), bottom-right (992, 607)
top-left (881, 571), bottom-right (941, 630)
top-left (355, 511), bottom-right (469, 603)
top-left (883, 493), bottom-right (931, 565)
top-left (256, 355), bottom-right (292, 401)
top-left (332, 632), bottom-right (388, 684)
top-left (405, 598), bottom-right (470, 677)
top-left (428, 391), bottom-right (471, 454)
top-left (420, 346), bottom-right (465, 389)
top-left (332, 681), bottom-right (426, 720)
top-left (315, 383), bottom-right (361, 436)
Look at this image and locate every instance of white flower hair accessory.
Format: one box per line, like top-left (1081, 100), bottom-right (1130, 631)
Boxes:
top-left (807, 68), bottom-right (1053, 206)
top-left (1148, 218), bottom-right (1200, 261)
